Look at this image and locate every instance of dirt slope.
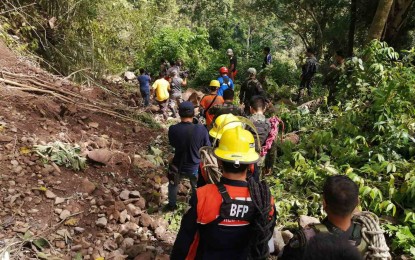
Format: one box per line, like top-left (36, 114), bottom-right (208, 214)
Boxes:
top-left (0, 40), bottom-right (177, 259)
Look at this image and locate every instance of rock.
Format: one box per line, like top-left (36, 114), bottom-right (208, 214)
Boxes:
top-left (126, 204), bottom-right (141, 217)
top-left (120, 238), bottom-right (134, 250)
top-left (154, 226), bottom-right (166, 240)
top-left (71, 244), bottom-right (82, 251)
top-left (88, 122), bottom-right (99, 128)
top-left (0, 135), bottom-right (13, 142)
top-left (80, 178), bottom-right (96, 195)
top-left (60, 210), bottom-right (71, 220)
top-left (55, 240), bottom-right (66, 249)
top-left (273, 230), bottom-right (285, 255)
top-left (139, 213), bottom-right (153, 228)
top-left (119, 210), bottom-right (130, 224)
top-left (299, 215), bottom-right (320, 228)
top-left (96, 217), bottom-right (108, 228)
top-left (54, 208), bottom-right (63, 214)
top-left (87, 149), bottom-right (114, 165)
top-left (95, 137), bottom-right (109, 148)
top-left (107, 249), bottom-right (127, 260)
top-left (103, 239), bottom-right (118, 251)
top-left (124, 71), bottom-right (136, 81)
top-left (74, 227), bottom-right (85, 234)
top-left (281, 230), bottom-right (294, 243)
top-left (283, 132), bottom-right (300, 145)
top-left (119, 222), bottom-right (139, 235)
top-left (130, 191), bottom-right (140, 198)
top-left (133, 252), bottom-right (153, 260)
top-left (55, 197), bottom-right (65, 205)
top-left (45, 190), bottom-right (57, 199)
top-left (119, 190), bottom-right (130, 201)
top-left (10, 160), bottom-right (18, 166)
top-left (155, 254), bottom-right (170, 260)
top-left (135, 198), bottom-right (146, 209)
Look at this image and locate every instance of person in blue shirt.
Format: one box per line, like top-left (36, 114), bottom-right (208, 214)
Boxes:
top-left (217, 67), bottom-right (234, 97)
top-left (137, 68), bottom-right (151, 107)
top-left (262, 47), bottom-right (272, 68)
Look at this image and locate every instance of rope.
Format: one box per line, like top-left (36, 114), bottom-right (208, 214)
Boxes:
top-left (354, 211), bottom-right (391, 260)
top-left (247, 177), bottom-right (274, 260)
top-left (260, 116), bottom-right (284, 157)
top-left (199, 146), bottom-right (222, 184)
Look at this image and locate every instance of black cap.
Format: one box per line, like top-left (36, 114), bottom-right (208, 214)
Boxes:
top-left (179, 101), bottom-right (195, 118)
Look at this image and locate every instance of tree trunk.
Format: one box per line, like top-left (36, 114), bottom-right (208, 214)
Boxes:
top-left (367, 0), bottom-right (394, 42)
top-left (347, 0), bottom-right (357, 56)
top-left (384, 0), bottom-right (414, 43)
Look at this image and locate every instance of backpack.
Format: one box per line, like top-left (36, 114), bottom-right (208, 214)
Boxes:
top-left (220, 76), bottom-right (231, 90)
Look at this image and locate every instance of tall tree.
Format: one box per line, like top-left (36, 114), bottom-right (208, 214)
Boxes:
top-left (385, 0), bottom-right (415, 43)
top-left (367, 0), bottom-right (394, 42)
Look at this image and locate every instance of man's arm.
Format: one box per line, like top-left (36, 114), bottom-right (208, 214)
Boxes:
top-left (279, 231), bottom-right (306, 260)
top-left (171, 194), bottom-right (199, 259)
top-left (239, 82), bottom-right (247, 104)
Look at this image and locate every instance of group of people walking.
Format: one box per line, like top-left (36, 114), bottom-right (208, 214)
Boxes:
top-left (136, 48), bottom-right (389, 260)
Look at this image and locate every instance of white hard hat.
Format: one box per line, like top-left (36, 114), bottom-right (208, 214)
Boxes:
top-left (226, 49), bottom-right (234, 55)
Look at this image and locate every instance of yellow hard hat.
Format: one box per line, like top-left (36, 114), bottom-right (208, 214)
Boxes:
top-left (209, 80), bottom-right (220, 88)
top-left (214, 126), bottom-right (259, 164)
top-left (209, 114), bottom-right (242, 139)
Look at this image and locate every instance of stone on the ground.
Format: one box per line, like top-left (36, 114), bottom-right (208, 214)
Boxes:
top-left (119, 222), bottom-right (139, 235)
top-left (120, 237), bottom-right (134, 250)
top-left (281, 230), bottom-right (294, 243)
top-left (127, 244), bottom-right (148, 258)
top-left (155, 254), bottom-right (170, 260)
top-left (59, 210), bottom-right (71, 220)
top-left (88, 122), bottom-right (99, 128)
top-left (126, 204), bottom-right (141, 217)
top-left (119, 190), bottom-right (130, 201)
top-left (96, 217), bottom-right (108, 228)
top-left (119, 210), bottom-right (130, 224)
top-left (130, 191), bottom-right (140, 198)
top-left (74, 227), bottom-right (85, 234)
top-left (87, 149), bottom-right (114, 165)
top-left (80, 178), bottom-right (96, 195)
top-left (299, 215), bottom-right (320, 228)
top-left (124, 71), bottom-right (136, 81)
top-left (139, 213), bottom-right (153, 228)
top-left (55, 197), bottom-right (65, 205)
top-left (45, 190), bottom-right (57, 199)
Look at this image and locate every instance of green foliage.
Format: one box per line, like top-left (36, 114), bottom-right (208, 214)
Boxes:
top-left (271, 41), bottom-right (415, 257)
top-left (34, 141), bottom-right (87, 171)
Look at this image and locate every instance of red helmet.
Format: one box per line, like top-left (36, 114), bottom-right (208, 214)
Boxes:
top-left (219, 67), bottom-right (228, 74)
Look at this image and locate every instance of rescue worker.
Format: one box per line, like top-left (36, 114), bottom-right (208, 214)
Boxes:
top-left (279, 175), bottom-right (374, 259)
top-left (239, 68), bottom-right (265, 115)
top-left (227, 48), bottom-right (237, 81)
top-left (326, 50), bottom-right (346, 104)
top-left (171, 126), bottom-right (276, 259)
top-left (151, 75), bottom-right (171, 120)
top-left (262, 47), bottom-right (272, 68)
top-left (297, 47), bottom-right (318, 101)
top-left (247, 96), bottom-right (272, 179)
top-left (302, 233), bottom-right (363, 260)
top-left (165, 102), bottom-right (211, 211)
top-left (217, 67), bottom-right (235, 97)
top-left (200, 80), bottom-right (224, 129)
top-left (137, 68), bottom-right (151, 107)
top-left (209, 89), bottom-right (244, 121)
top-left (168, 70), bottom-right (187, 118)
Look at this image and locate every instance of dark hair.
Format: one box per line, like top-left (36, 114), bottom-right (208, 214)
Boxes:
top-left (250, 96), bottom-right (267, 111)
top-left (336, 50), bottom-right (345, 58)
top-left (223, 89), bottom-right (235, 101)
top-left (210, 86), bottom-right (218, 92)
top-left (303, 233), bottom-right (362, 260)
top-left (221, 161), bottom-right (249, 173)
top-left (263, 47), bottom-right (270, 53)
top-left (139, 68), bottom-right (145, 74)
top-left (160, 58), bottom-right (166, 63)
top-left (306, 47), bottom-right (315, 54)
top-left (323, 175), bottom-right (359, 216)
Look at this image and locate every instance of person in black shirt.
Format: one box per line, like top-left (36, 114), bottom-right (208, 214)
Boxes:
top-left (166, 102), bottom-right (211, 211)
top-left (227, 48), bottom-right (237, 81)
top-left (262, 47), bottom-right (272, 68)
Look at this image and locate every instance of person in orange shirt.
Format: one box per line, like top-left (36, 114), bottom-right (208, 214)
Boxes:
top-left (171, 126), bottom-right (276, 260)
top-left (200, 80), bottom-right (224, 129)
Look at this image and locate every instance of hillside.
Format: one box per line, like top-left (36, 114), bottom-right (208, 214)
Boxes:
top-left (0, 40), bottom-right (176, 259)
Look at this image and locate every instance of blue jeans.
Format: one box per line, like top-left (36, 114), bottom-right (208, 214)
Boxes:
top-left (140, 89), bottom-right (150, 107)
top-left (168, 171), bottom-right (198, 206)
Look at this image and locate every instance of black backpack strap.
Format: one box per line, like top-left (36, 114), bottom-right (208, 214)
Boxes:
top-left (204, 95), bottom-right (219, 117)
top-left (216, 182), bottom-right (232, 204)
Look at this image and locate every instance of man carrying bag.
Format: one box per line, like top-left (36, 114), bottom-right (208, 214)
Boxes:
top-left (165, 102), bottom-right (211, 211)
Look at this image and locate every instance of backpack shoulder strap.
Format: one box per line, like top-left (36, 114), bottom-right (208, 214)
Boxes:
top-left (310, 223), bottom-right (330, 234)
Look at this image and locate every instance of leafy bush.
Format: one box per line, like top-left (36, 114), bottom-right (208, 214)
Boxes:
top-left (271, 41), bottom-right (415, 257)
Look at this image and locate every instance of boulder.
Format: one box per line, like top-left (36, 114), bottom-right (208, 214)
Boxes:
top-left (119, 190), bottom-right (130, 201)
top-left (299, 215), bottom-right (320, 228)
top-left (124, 71), bottom-right (136, 81)
top-left (96, 217), bottom-right (108, 228)
top-left (80, 178), bottom-right (96, 195)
